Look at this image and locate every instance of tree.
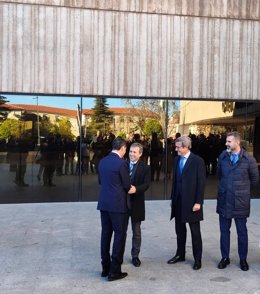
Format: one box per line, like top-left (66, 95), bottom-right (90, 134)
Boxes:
top-left (39, 116), bottom-right (55, 138)
top-left (0, 95), bottom-right (9, 121)
top-left (51, 117), bottom-right (74, 138)
top-left (123, 98), bottom-right (179, 137)
top-left (90, 97), bottom-right (114, 133)
top-left (143, 119), bottom-right (163, 139)
top-left (0, 119), bottom-right (24, 139)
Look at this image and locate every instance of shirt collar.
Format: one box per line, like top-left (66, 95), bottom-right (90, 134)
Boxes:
top-left (183, 151), bottom-right (191, 159)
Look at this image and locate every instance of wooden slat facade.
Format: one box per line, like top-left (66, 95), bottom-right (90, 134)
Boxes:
top-left (0, 0), bottom-right (259, 100)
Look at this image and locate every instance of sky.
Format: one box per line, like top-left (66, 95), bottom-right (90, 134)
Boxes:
top-left (4, 95), bottom-right (125, 110)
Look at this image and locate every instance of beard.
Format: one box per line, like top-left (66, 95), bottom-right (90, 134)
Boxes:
top-left (226, 146), bottom-right (235, 153)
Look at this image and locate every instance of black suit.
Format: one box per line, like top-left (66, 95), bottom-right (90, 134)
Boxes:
top-left (128, 160), bottom-right (150, 258)
top-left (170, 152), bottom-right (206, 261)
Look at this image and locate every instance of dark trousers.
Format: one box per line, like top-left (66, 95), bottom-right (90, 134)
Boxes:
top-left (175, 217), bottom-right (202, 261)
top-left (130, 220), bottom-right (141, 258)
top-left (219, 215), bottom-right (248, 260)
top-left (100, 211), bottom-right (128, 274)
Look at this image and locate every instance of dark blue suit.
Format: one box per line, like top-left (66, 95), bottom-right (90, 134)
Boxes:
top-left (97, 152), bottom-right (131, 274)
top-left (170, 152), bottom-right (206, 261)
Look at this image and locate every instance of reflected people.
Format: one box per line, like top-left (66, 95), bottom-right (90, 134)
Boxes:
top-left (7, 134), bottom-right (29, 187)
top-left (41, 132), bottom-right (58, 187)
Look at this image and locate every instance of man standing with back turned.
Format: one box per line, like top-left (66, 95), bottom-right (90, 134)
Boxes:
top-left (167, 136), bottom-right (206, 270)
top-left (97, 137), bottom-right (131, 281)
top-left (217, 132), bottom-right (259, 271)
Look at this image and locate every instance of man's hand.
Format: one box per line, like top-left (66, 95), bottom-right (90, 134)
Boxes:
top-left (128, 185), bottom-right (136, 194)
top-left (192, 203), bottom-right (201, 212)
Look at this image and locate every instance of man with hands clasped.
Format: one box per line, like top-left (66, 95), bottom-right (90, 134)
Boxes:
top-left (128, 143), bottom-right (151, 267)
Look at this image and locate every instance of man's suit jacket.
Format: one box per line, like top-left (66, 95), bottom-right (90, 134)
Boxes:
top-left (97, 152), bottom-right (131, 213)
top-left (129, 160), bottom-right (151, 222)
top-left (170, 152), bottom-right (206, 223)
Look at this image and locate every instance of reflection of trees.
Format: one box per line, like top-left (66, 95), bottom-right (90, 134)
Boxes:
top-left (0, 119), bottom-right (25, 139)
top-left (51, 117), bottom-right (74, 138)
top-left (0, 95), bottom-right (9, 122)
top-left (143, 119), bottom-right (163, 139)
top-left (123, 98), bottom-right (178, 136)
top-left (90, 97), bottom-right (114, 133)
top-left (39, 116), bottom-right (55, 137)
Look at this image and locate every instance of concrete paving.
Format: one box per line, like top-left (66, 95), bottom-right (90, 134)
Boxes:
top-left (0, 200), bottom-right (259, 294)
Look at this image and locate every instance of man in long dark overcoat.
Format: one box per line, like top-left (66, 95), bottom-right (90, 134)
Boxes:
top-left (167, 136), bottom-right (206, 270)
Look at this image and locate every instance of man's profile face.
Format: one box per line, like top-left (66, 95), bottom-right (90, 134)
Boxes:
top-left (226, 136), bottom-right (239, 153)
top-left (175, 142), bottom-right (188, 156)
top-left (129, 146), bottom-right (142, 162)
top-left (121, 145), bottom-right (127, 157)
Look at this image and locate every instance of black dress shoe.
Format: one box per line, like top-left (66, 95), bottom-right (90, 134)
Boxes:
top-left (193, 261), bottom-right (201, 270)
top-left (218, 257), bottom-right (230, 269)
top-left (132, 257), bottom-right (141, 267)
top-left (101, 269), bottom-right (109, 277)
top-left (107, 272), bottom-right (128, 282)
top-left (167, 255), bottom-right (185, 264)
top-left (240, 259), bottom-right (249, 271)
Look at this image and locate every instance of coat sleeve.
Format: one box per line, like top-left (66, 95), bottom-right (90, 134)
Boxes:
top-left (119, 160), bottom-right (131, 192)
top-left (195, 157), bottom-right (206, 204)
top-left (135, 165), bottom-right (151, 194)
top-left (248, 156), bottom-right (259, 187)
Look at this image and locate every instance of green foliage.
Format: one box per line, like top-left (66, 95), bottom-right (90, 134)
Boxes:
top-left (90, 97), bottom-right (114, 132)
top-left (0, 119), bottom-right (24, 139)
top-left (39, 116), bottom-right (55, 137)
top-left (51, 117), bottom-right (74, 138)
top-left (117, 131), bottom-right (126, 139)
top-left (143, 119), bottom-right (163, 139)
top-left (0, 95), bottom-right (8, 105)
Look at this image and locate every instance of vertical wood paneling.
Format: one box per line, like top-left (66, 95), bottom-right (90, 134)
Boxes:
top-left (0, 0), bottom-right (259, 20)
top-left (138, 13), bottom-right (147, 97)
top-left (0, 2), bottom-right (259, 100)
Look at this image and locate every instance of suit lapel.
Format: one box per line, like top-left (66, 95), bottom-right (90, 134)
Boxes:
top-left (131, 161), bottom-right (140, 181)
top-left (182, 153), bottom-right (193, 174)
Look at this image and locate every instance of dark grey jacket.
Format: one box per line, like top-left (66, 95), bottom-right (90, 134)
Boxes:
top-left (217, 149), bottom-right (259, 218)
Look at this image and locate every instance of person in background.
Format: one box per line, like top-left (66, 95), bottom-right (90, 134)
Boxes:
top-left (216, 131), bottom-right (259, 271)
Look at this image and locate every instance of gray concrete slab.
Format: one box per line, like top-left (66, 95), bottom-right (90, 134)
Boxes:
top-left (0, 200), bottom-right (259, 294)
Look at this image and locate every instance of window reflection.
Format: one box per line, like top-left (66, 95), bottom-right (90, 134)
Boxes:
top-left (0, 96), bottom-right (260, 203)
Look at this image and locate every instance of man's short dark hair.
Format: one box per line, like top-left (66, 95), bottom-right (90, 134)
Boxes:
top-left (112, 137), bottom-right (127, 150)
top-left (227, 131), bottom-right (241, 142)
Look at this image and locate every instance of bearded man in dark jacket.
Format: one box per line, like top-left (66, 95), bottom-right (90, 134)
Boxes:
top-left (217, 131), bottom-right (259, 271)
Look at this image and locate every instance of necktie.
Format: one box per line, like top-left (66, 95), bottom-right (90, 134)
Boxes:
top-left (231, 154), bottom-right (238, 165)
top-left (129, 162), bottom-right (134, 176)
top-left (179, 157), bottom-right (185, 173)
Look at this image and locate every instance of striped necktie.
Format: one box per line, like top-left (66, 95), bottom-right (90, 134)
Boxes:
top-left (130, 162), bottom-right (134, 176)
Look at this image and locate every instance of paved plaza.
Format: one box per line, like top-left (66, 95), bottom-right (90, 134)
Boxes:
top-left (0, 200), bottom-right (259, 293)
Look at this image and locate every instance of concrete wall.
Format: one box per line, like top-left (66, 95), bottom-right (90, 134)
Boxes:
top-left (0, 1), bottom-right (259, 100)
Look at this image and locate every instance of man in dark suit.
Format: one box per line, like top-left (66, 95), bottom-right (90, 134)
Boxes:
top-left (128, 142), bottom-right (151, 267)
top-left (167, 136), bottom-right (206, 270)
top-left (97, 137), bottom-right (131, 281)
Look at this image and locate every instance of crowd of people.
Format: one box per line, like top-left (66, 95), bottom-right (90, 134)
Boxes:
top-left (4, 129), bottom-right (234, 187)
